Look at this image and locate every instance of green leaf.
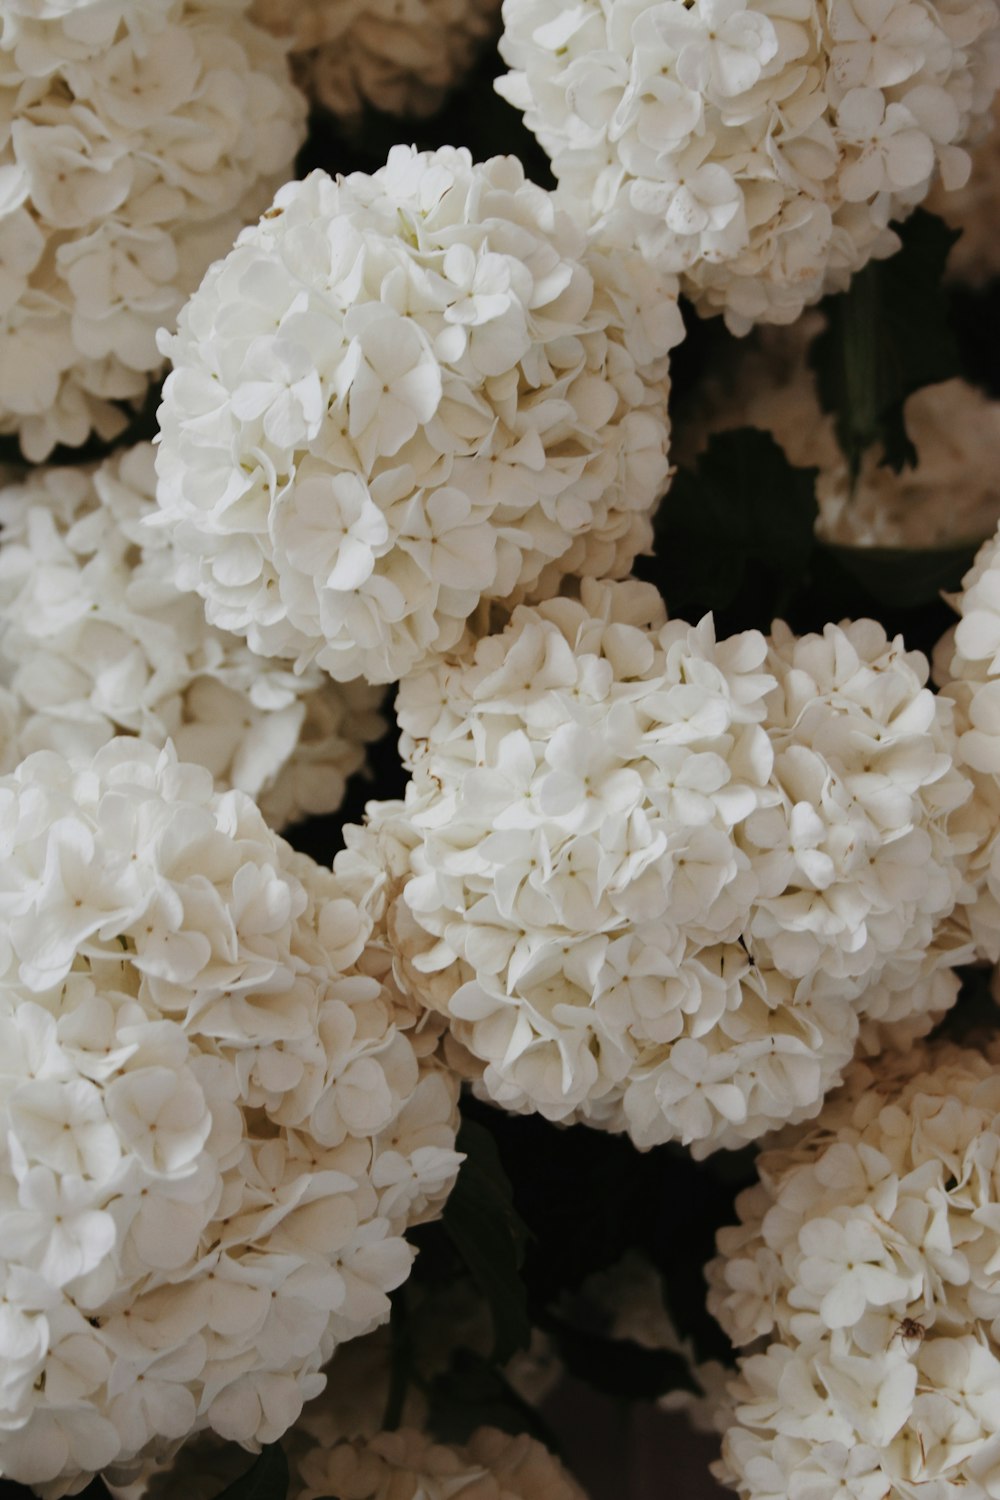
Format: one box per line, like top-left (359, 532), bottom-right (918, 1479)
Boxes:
top-left (653, 427), bottom-right (818, 629)
top-left (820, 540), bottom-right (980, 608)
top-left (809, 210), bottom-right (961, 475)
top-left (427, 1349), bottom-right (560, 1449)
top-left (213, 1444), bottom-right (289, 1500)
top-left (541, 1315), bottom-right (701, 1401)
top-left (442, 1119), bottom-right (531, 1363)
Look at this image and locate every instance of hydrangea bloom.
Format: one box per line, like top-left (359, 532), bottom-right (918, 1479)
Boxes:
top-left (682, 326), bottom-right (1000, 547)
top-left (252, 0), bottom-right (498, 120)
top-left (0, 446), bottom-right (384, 831)
top-left (0, 739), bottom-right (462, 1495)
top-left (496, 0), bottom-right (1000, 331)
top-left (154, 147), bottom-right (683, 686)
top-left (708, 1039), bottom-right (1000, 1500)
top-left (0, 0), bottom-right (306, 461)
top-left (342, 579), bottom-right (974, 1153)
top-left (292, 1426), bottom-right (587, 1500)
top-left (935, 520), bottom-right (1000, 959)
top-left (927, 96), bottom-right (1000, 283)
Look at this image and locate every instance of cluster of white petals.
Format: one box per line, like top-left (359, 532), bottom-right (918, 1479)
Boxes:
top-left (681, 326), bottom-right (1000, 547)
top-left (0, 738), bottom-right (462, 1495)
top-left (0, 0), bottom-right (306, 460)
top-left (154, 146), bottom-right (683, 686)
top-left (0, 444), bottom-right (383, 831)
top-left (252, 0), bottom-right (498, 121)
top-left (935, 521), bottom-right (1000, 959)
top-left (496, 0), bottom-right (1000, 332)
top-left (927, 96), bottom-right (1000, 283)
top-left (709, 1039), bottom-right (1000, 1500)
top-left (341, 578), bottom-right (974, 1153)
top-left (291, 1425), bottom-right (587, 1500)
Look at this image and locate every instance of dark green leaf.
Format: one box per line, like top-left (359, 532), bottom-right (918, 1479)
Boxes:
top-left (213, 1444), bottom-right (289, 1500)
top-left (821, 540), bottom-right (980, 608)
top-left (427, 1350), bottom-right (560, 1450)
top-left (541, 1315), bottom-right (701, 1401)
top-left (652, 427), bottom-right (818, 628)
top-left (809, 210), bottom-right (961, 474)
top-left (443, 1119), bottom-right (531, 1363)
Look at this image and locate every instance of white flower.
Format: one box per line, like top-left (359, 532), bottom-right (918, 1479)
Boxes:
top-left (0, 738), bottom-right (462, 1495)
top-left (252, 0), bottom-right (499, 120)
top-left (934, 518), bottom-right (1000, 959)
top-left (154, 148), bottom-right (683, 686)
top-left (292, 1426), bottom-right (588, 1500)
top-left (0, 0), bottom-right (307, 460)
top-left (337, 579), bottom-right (974, 1153)
top-left (496, 0), bottom-right (1000, 331)
top-left (681, 325), bottom-right (1000, 548)
top-left (927, 96), bottom-right (1000, 284)
top-left (0, 445), bottom-right (384, 832)
top-left (708, 1039), bottom-right (1000, 1500)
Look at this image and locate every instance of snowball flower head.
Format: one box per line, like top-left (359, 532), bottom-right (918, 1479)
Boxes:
top-left (292, 1425), bottom-right (588, 1500)
top-left (682, 333), bottom-right (1000, 546)
top-left (340, 578), bottom-right (974, 1153)
top-left (496, 0), bottom-right (1000, 331)
top-left (0, 445), bottom-right (384, 831)
top-left (154, 147), bottom-right (683, 686)
top-left (252, 0), bottom-right (499, 120)
top-left (0, 0), bottom-right (306, 460)
top-left (935, 519), bottom-right (1000, 959)
top-left (927, 96), bottom-right (1000, 283)
top-left (0, 738), bottom-right (462, 1495)
top-left (708, 1039), bottom-right (1000, 1500)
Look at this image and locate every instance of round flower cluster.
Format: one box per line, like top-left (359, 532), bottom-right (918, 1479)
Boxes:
top-left (291, 1426), bottom-right (587, 1500)
top-left (708, 1039), bottom-right (1000, 1500)
top-left (252, 0), bottom-right (499, 121)
top-left (0, 445), bottom-right (384, 831)
top-left (935, 521), bottom-right (1000, 960)
top-left (154, 147), bottom-right (684, 686)
top-left (0, 738), bottom-right (462, 1495)
top-left (684, 338), bottom-right (1000, 547)
top-left (0, 0), bottom-right (306, 461)
top-left (347, 578), bottom-right (975, 1153)
top-left (927, 96), bottom-right (1000, 284)
top-left (496, 0), bottom-right (1000, 331)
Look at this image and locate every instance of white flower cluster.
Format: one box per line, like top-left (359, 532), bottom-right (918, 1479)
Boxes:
top-left (154, 146), bottom-right (683, 686)
top-left (346, 578), bottom-right (974, 1153)
top-left (927, 96), bottom-right (1000, 284)
top-left (496, 0), bottom-right (1000, 332)
top-left (0, 445), bottom-right (384, 831)
top-left (292, 1425), bottom-right (587, 1500)
top-left (708, 1039), bottom-right (1000, 1500)
top-left (0, 738), bottom-right (462, 1495)
top-left (0, 0), bottom-right (306, 461)
top-left (681, 324), bottom-right (1000, 548)
top-left (935, 521), bottom-right (1000, 960)
top-left (252, 0), bottom-right (498, 121)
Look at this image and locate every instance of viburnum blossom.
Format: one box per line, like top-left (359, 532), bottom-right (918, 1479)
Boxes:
top-left (337, 578), bottom-right (975, 1153)
top-left (154, 147), bottom-right (683, 686)
top-left (0, 0), bottom-right (306, 461)
top-left (495, 0), bottom-right (1000, 331)
top-left (252, 0), bottom-right (499, 120)
top-left (0, 738), bottom-right (462, 1495)
top-left (0, 445), bottom-right (384, 831)
top-left (935, 520), bottom-right (1000, 960)
top-left (708, 1039), bottom-right (1000, 1500)
top-left (927, 95), bottom-right (1000, 283)
top-left (291, 1426), bottom-right (588, 1500)
top-left (682, 325), bottom-right (1000, 547)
